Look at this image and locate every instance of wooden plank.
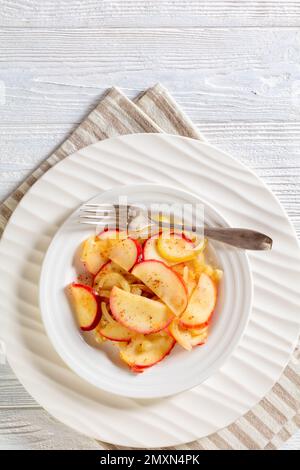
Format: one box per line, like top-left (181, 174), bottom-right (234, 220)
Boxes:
top-left (0, 409), bottom-right (103, 449)
top-left (0, 364), bottom-right (38, 408)
top-left (0, 122), bottom-right (299, 234)
top-left (0, 364), bottom-right (110, 449)
top-left (0, 365), bottom-right (85, 448)
top-left (0, 28), bottom-right (299, 124)
top-left (0, 1), bottom-right (300, 27)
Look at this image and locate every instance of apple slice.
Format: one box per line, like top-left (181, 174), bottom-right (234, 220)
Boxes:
top-left (143, 234), bottom-right (177, 266)
top-left (172, 262), bottom-right (197, 297)
top-left (183, 265), bottom-right (197, 297)
top-left (169, 319), bottom-right (208, 350)
top-left (98, 228), bottom-right (129, 249)
top-left (99, 228), bottom-right (131, 255)
top-left (180, 273), bottom-right (217, 328)
top-left (98, 302), bottom-right (135, 342)
top-left (98, 228), bottom-right (122, 240)
top-left (188, 326), bottom-right (209, 346)
top-left (100, 322), bottom-right (135, 342)
top-left (69, 283), bottom-right (101, 331)
top-left (109, 238), bottom-right (141, 271)
top-left (119, 332), bottom-right (175, 368)
top-left (93, 271), bottom-right (130, 296)
top-left (131, 260), bottom-right (188, 316)
top-left (157, 233), bottom-right (203, 263)
top-left (110, 286), bottom-right (173, 334)
top-left (80, 236), bottom-right (108, 275)
top-left (94, 260), bottom-right (137, 286)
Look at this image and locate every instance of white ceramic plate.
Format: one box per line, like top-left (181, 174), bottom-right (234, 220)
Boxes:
top-left (0, 134), bottom-right (300, 447)
top-left (39, 184), bottom-right (252, 398)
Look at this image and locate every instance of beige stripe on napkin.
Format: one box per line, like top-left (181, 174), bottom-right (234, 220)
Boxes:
top-left (136, 84), bottom-right (206, 140)
top-left (0, 84), bottom-right (299, 450)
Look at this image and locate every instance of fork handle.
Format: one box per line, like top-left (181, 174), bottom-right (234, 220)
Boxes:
top-left (157, 222), bottom-right (272, 250)
top-left (203, 228), bottom-right (272, 251)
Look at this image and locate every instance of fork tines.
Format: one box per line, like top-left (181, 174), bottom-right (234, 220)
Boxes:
top-left (78, 203), bottom-right (140, 226)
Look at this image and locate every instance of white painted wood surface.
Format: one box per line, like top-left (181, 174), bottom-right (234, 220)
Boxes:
top-left (0, 0), bottom-right (299, 450)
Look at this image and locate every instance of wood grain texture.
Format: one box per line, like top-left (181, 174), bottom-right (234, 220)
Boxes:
top-left (0, 1), bottom-right (300, 27)
top-left (1, 28), bottom-right (300, 125)
top-left (0, 122), bottom-right (299, 235)
top-left (0, 363), bottom-right (109, 449)
top-left (0, 0), bottom-right (299, 450)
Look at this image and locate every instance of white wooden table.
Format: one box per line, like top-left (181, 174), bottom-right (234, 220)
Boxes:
top-left (0, 0), bottom-right (299, 450)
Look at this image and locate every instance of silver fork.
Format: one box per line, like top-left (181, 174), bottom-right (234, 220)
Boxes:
top-left (79, 204), bottom-right (272, 251)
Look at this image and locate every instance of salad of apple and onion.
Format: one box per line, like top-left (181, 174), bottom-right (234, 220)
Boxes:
top-left (68, 228), bottom-right (222, 373)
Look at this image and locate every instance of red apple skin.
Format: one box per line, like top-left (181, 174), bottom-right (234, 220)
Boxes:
top-left (93, 260), bottom-right (112, 289)
top-left (99, 331), bottom-right (131, 342)
top-left (132, 260), bottom-right (188, 315)
top-left (98, 323), bottom-right (133, 342)
top-left (82, 259), bottom-right (106, 276)
top-left (93, 259), bottom-right (138, 292)
top-left (82, 259), bottom-right (105, 276)
top-left (179, 316), bottom-right (212, 329)
top-left (141, 239), bottom-right (147, 261)
top-left (130, 363), bottom-right (156, 373)
top-left (110, 286), bottom-right (174, 334)
top-left (94, 259), bottom-right (128, 278)
top-left (142, 233), bottom-right (161, 262)
top-left (109, 237), bottom-right (141, 271)
top-left (80, 236), bottom-right (109, 275)
top-left (141, 259), bottom-right (188, 292)
top-left (97, 228), bottom-right (120, 238)
top-left (131, 367), bottom-right (144, 373)
top-left (110, 299), bottom-right (173, 335)
top-left (132, 238), bottom-right (142, 263)
top-left (94, 260), bottom-right (112, 277)
top-left (142, 232), bottom-right (193, 263)
top-left (71, 282), bottom-right (94, 292)
top-left (98, 228), bottom-right (120, 240)
top-left (168, 231), bottom-right (194, 244)
top-left (173, 269), bottom-right (188, 298)
top-left (167, 327), bottom-right (177, 342)
top-left (179, 312), bottom-right (213, 330)
top-left (179, 232), bottom-right (193, 243)
top-left (124, 338), bottom-right (176, 369)
top-left (110, 308), bottom-right (173, 335)
top-left (98, 229), bottom-right (142, 263)
top-left (70, 283), bottom-right (102, 331)
top-left (179, 318), bottom-right (211, 330)
top-left (179, 274), bottom-right (217, 329)
top-left (131, 365), bottom-right (149, 373)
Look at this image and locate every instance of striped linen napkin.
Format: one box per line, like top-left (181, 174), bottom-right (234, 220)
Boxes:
top-left (0, 84), bottom-right (299, 450)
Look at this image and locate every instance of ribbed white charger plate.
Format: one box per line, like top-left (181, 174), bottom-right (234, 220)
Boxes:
top-left (0, 134), bottom-right (300, 448)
